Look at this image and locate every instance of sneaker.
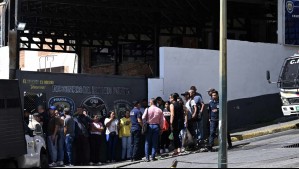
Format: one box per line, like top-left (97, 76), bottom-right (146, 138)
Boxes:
top-left (89, 162), bottom-right (94, 166)
top-left (160, 149), bottom-right (164, 154)
top-left (57, 161), bottom-right (64, 166)
top-left (165, 148), bottom-right (169, 153)
top-left (97, 162), bottom-right (102, 166)
top-left (66, 164), bottom-right (74, 167)
top-left (152, 158), bottom-right (158, 161)
top-left (49, 162), bottom-right (57, 167)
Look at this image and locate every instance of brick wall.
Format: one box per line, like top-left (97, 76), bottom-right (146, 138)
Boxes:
top-left (82, 47), bottom-right (155, 77)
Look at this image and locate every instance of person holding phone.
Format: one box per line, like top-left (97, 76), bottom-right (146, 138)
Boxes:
top-left (105, 111), bottom-right (119, 163)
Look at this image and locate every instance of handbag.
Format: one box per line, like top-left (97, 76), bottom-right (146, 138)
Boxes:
top-left (162, 116), bottom-right (169, 132)
top-left (182, 128), bottom-right (196, 147)
top-left (142, 108), bottom-right (149, 135)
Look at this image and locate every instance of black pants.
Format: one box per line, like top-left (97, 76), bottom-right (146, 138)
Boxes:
top-left (173, 129), bottom-right (181, 149)
top-left (187, 119), bottom-right (196, 138)
top-left (131, 130), bottom-right (142, 160)
top-left (160, 130), bottom-right (170, 149)
top-left (74, 135), bottom-right (90, 165)
top-left (90, 134), bottom-right (101, 163)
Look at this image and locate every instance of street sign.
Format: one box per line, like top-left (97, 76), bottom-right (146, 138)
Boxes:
top-left (285, 0), bottom-right (299, 45)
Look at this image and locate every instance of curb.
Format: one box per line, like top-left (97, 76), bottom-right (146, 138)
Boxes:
top-left (231, 123), bottom-right (299, 142)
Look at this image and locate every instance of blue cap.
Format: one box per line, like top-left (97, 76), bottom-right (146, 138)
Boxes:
top-left (49, 106), bottom-right (56, 110)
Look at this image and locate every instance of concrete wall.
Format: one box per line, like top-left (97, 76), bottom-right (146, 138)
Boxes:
top-left (149, 40), bottom-right (299, 129)
top-left (0, 47), bottom-right (9, 79)
top-left (152, 40), bottom-right (298, 102)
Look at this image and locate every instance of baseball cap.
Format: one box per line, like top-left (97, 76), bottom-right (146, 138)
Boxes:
top-left (181, 92), bottom-right (190, 96)
top-left (49, 106), bottom-right (56, 110)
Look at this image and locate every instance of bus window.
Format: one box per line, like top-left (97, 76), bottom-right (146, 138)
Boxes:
top-left (6, 99), bottom-right (21, 108)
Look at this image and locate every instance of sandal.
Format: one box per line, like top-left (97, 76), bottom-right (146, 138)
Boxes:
top-left (172, 152), bottom-right (180, 157)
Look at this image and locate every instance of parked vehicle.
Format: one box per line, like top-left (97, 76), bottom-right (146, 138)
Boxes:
top-left (0, 80), bottom-right (48, 168)
top-left (267, 53), bottom-right (299, 116)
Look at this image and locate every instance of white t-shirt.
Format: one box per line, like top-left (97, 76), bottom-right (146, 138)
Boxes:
top-left (186, 100), bottom-right (196, 120)
top-left (104, 118), bottom-right (119, 135)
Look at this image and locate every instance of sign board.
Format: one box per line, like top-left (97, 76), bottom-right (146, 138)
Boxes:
top-left (285, 0), bottom-right (299, 45)
top-left (17, 71), bottom-right (148, 119)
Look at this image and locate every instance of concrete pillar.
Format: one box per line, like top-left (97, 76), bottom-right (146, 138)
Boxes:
top-left (278, 0), bottom-right (284, 45)
top-left (8, 30), bottom-right (17, 79)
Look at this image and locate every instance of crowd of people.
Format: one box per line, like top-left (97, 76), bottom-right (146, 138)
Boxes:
top-left (23, 85), bottom-right (231, 167)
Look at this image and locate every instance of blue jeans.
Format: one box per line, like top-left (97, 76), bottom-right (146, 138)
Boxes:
top-left (145, 125), bottom-right (160, 160)
top-left (209, 120), bottom-right (219, 147)
top-left (47, 136), bottom-right (58, 163)
top-left (195, 118), bottom-right (204, 141)
top-left (57, 129), bottom-right (65, 162)
top-left (65, 135), bottom-right (74, 165)
top-left (122, 136), bottom-right (132, 160)
top-left (106, 133), bottom-right (118, 161)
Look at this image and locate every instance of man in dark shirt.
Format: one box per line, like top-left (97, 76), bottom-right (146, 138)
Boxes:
top-left (130, 101), bottom-right (143, 161)
top-left (208, 91), bottom-right (219, 151)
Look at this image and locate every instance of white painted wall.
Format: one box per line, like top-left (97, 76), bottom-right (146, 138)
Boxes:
top-left (22, 52), bottom-right (78, 73)
top-left (0, 46), bottom-right (9, 79)
top-left (149, 40), bottom-right (299, 103)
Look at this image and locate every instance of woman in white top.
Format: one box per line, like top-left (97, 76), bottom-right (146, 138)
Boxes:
top-left (90, 115), bottom-right (104, 165)
top-left (104, 111), bottom-right (119, 163)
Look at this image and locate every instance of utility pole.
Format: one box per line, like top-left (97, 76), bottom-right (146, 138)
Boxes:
top-left (219, 0), bottom-right (228, 168)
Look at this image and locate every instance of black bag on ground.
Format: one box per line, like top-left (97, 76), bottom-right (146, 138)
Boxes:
top-left (182, 128), bottom-right (196, 147)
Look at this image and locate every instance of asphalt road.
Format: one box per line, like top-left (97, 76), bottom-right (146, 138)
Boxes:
top-left (58, 129), bottom-right (299, 168)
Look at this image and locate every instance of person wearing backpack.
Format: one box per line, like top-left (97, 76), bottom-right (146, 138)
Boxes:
top-left (189, 88), bottom-right (205, 146)
top-left (73, 106), bottom-right (93, 166)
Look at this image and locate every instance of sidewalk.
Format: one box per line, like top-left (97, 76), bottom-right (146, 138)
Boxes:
top-left (62, 117), bottom-right (299, 168)
top-left (230, 117), bottom-right (299, 142)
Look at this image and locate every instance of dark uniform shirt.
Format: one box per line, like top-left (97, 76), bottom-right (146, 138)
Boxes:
top-left (209, 100), bottom-right (219, 121)
top-left (130, 108), bottom-right (142, 132)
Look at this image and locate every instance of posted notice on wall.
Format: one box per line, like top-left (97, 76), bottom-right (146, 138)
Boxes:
top-left (0, 46), bottom-right (9, 79)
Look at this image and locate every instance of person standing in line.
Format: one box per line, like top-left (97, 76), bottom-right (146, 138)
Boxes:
top-left (90, 115), bottom-right (104, 166)
top-left (181, 92), bottom-right (196, 139)
top-left (119, 110), bottom-right (132, 161)
top-left (189, 88), bottom-right (205, 145)
top-left (38, 105), bottom-right (50, 136)
top-left (130, 101), bottom-right (143, 162)
top-left (208, 91), bottom-right (220, 151)
top-left (160, 101), bottom-right (171, 154)
top-left (47, 106), bottom-right (60, 167)
top-left (64, 108), bottom-right (75, 167)
top-left (105, 111), bottom-right (120, 163)
top-left (142, 98), bottom-right (164, 162)
top-left (156, 97), bottom-right (165, 111)
top-left (170, 94), bottom-right (184, 156)
top-left (140, 99), bottom-right (149, 115)
top-left (74, 106), bottom-right (93, 166)
top-left (207, 88), bottom-right (233, 149)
